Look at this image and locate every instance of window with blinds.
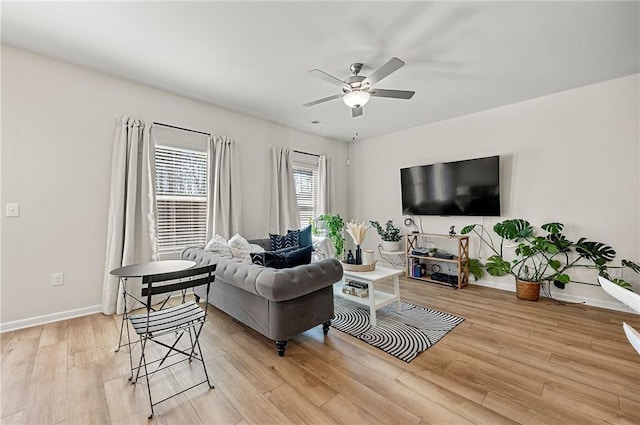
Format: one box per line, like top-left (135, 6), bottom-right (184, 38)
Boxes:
top-left (292, 164), bottom-right (318, 228)
top-left (155, 145), bottom-right (207, 252)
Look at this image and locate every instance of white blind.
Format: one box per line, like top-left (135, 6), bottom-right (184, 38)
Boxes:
top-left (293, 164), bottom-right (318, 228)
top-left (155, 145), bottom-right (207, 252)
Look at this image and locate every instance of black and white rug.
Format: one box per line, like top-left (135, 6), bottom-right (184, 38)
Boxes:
top-left (331, 297), bottom-right (465, 362)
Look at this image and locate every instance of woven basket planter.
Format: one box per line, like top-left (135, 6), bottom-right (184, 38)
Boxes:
top-left (516, 279), bottom-right (541, 301)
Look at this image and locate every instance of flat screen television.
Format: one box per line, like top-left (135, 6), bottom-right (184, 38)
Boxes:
top-left (400, 155), bottom-right (501, 216)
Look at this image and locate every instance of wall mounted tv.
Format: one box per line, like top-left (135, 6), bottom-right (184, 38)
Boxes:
top-left (400, 155), bottom-right (501, 216)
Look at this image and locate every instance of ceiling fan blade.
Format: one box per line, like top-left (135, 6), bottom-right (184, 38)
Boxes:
top-left (369, 89), bottom-right (415, 99)
top-left (363, 57), bottom-right (405, 86)
top-left (302, 93), bottom-right (343, 107)
top-left (352, 106), bottom-right (363, 118)
top-left (309, 69), bottom-right (348, 88)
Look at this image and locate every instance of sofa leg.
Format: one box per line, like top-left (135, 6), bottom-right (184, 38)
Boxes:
top-left (322, 321), bottom-right (331, 335)
top-left (275, 340), bottom-right (287, 357)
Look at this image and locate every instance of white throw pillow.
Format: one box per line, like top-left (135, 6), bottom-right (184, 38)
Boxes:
top-left (228, 233), bottom-right (253, 260)
top-left (204, 234), bottom-right (232, 258)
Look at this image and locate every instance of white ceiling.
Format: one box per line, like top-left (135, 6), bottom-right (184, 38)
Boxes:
top-left (2, 1), bottom-right (639, 142)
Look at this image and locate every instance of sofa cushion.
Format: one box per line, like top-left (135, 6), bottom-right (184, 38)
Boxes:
top-left (204, 234), bottom-right (232, 258)
top-left (250, 251), bottom-right (284, 268)
top-left (250, 245), bottom-right (311, 269)
top-left (281, 245), bottom-right (313, 268)
top-left (269, 232), bottom-right (299, 251)
top-left (229, 233), bottom-right (264, 260)
top-left (288, 225), bottom-right (312, 249)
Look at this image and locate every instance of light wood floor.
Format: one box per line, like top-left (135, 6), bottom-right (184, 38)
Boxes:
top-left (2, 277), bottom-right (640, 425)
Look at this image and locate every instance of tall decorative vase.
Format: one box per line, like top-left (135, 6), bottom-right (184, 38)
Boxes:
top-left (355, 245), bottom-right (362, 265)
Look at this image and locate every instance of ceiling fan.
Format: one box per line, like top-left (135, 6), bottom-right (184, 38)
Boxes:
top-left (303, 57), bottom-right (415, 118)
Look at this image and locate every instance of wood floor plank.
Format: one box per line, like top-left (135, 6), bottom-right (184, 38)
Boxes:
top-left (0, 337), bottom-right (39, 417)
top-left (231, 330), bottom-right (338, 407)
top-left (21, 340), bottom-right (67, 425)
top-left (66, 362), bottom-right (111, 424)
top-left (265, 383), bottom-right (341, 425)
top-left (207, 354), bottom-right (295, 425)
top-left (287, 346), bottom-right (422, 425)
top-left (320, 394), bottom-right (386, 425)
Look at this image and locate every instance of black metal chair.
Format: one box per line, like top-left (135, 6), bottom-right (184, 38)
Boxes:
top-left (128, 264), bottom-right (216, 418)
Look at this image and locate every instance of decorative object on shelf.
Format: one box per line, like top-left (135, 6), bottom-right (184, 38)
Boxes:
top-left (346, 220), bottom-right (370, 265)
top-left (461, 219), bottom-right (617, 301)
top-left (346, 250), bottom-right (355, 264)
top-left (317, 214), bottom-right (345, 259)
top-left (449, 225), bottom-right (456, 237)
top-left (370, 219), bottom-right (402, 252)
top-left (362, 249), bottom-right (375, 265)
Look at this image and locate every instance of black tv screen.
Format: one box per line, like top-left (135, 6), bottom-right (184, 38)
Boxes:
top-left (401, 155), bottom-right (501, 216)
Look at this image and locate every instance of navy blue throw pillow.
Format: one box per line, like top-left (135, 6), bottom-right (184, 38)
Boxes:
top-left (282, 245), bottom-right (313, 268)
top-left (288, 225), bottom-right (312, 249)
top-left (269, 232), bottom-right (299, 251)
top-left (250, 251), bottom-right (286, 268)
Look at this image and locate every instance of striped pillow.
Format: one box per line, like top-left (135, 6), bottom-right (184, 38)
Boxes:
top-left (269, 232), bottom-right (299, 251)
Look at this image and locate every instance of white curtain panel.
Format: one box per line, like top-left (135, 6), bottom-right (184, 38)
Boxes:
top-left (206, 135), bottom-right (240, 240)
top-left (102, 116), bottom-right (159, 315)
top-left (269, 147), bottom-right (300, 234)
top-left (317, 154), bottom-right (335, 216)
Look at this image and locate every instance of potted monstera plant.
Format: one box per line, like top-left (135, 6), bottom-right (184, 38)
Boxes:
top-left (461, 219), bottom-right (616, 301)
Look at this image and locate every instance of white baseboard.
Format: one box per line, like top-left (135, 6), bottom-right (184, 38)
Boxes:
top-left (0, 304), bottom-right (102, 333)
top-left (471, 280), bottom-right (635, 314)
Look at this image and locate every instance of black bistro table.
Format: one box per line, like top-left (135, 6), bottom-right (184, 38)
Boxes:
top-left (110, 260), bottom-right (195, 352)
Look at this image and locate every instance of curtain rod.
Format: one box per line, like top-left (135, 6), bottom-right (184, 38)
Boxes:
top-left (293, 149), bottom-right (320, 157)
top-left (153, 122), bottom-right (211, 137)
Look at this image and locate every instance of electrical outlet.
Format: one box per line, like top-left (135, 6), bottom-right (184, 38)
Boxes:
top-left (52, 272), bottom-right (64, 286)
top-left (610, 268), bottom-right (623, 279)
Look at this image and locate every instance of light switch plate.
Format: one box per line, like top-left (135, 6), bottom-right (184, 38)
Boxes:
top-left (6, 203), bottom-right (20, 217)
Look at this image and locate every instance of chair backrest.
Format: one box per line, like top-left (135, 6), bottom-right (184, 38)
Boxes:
top-left (141, 264), bottom-right (216, 301)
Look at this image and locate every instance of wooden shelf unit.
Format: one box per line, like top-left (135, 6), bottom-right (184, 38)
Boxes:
top-left (405, 233), bottom-right (469, 289)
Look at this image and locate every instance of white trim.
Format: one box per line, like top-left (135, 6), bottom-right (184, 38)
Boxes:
top-left (0, 305), bottom-right (102, 333)
top-left (471, 279), bottom-right (636, 314)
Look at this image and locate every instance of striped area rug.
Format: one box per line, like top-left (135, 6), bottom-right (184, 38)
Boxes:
top-left (332, 297), bottom-right (464, 362)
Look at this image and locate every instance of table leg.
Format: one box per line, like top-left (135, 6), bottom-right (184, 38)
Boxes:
top-left (369, 280), bottom-right (377, 327)
top-left (393, 275), bottom-right (401, 313)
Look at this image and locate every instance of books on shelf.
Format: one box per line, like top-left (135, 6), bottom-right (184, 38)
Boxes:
top-left (342, 280), bottom-right (369, 297)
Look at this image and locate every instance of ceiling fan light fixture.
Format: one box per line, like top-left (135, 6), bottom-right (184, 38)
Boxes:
top-left (343, 91), bottom-right (370, 108)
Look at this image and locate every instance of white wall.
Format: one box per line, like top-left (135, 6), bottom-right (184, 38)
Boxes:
top-left (349, 74), bottom-right (640, 308)
top-left (0, 46), bottom-right (348, 325)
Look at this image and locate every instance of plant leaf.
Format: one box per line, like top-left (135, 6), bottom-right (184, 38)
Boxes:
top-left (493, 219), bottom-right (532, 240)
top-left (549, 259), bottom-right (561, 270)
top-left (541, 222), bottom-right (564, 234)
top-left (622, 259), bottom-right (640, 274)
top-left (555, 273), bottom-right (570, 284)
top-left (575, 239), bottom-right (616, 262)
top-left (485, 255), bottom-right (511, 276)
top-left (461, 225), bottom-right (477, 235)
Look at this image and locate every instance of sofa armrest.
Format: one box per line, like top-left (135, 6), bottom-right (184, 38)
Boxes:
top-left (255, 259), bottom-right (343, 302)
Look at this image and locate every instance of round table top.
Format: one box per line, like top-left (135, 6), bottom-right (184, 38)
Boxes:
top-left (110, 260), bottom-right (196, 278)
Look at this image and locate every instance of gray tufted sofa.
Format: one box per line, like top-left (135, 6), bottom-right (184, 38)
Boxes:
top-left (181, 239), bottom-right (343, 356)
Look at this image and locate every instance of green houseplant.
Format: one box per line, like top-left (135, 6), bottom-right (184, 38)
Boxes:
top-left (461, 219), bottom-right (617, 301)
top-left (370, 220), bottom-right (402, 251)
top-left (317, 213), bottom-right (345, 259)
